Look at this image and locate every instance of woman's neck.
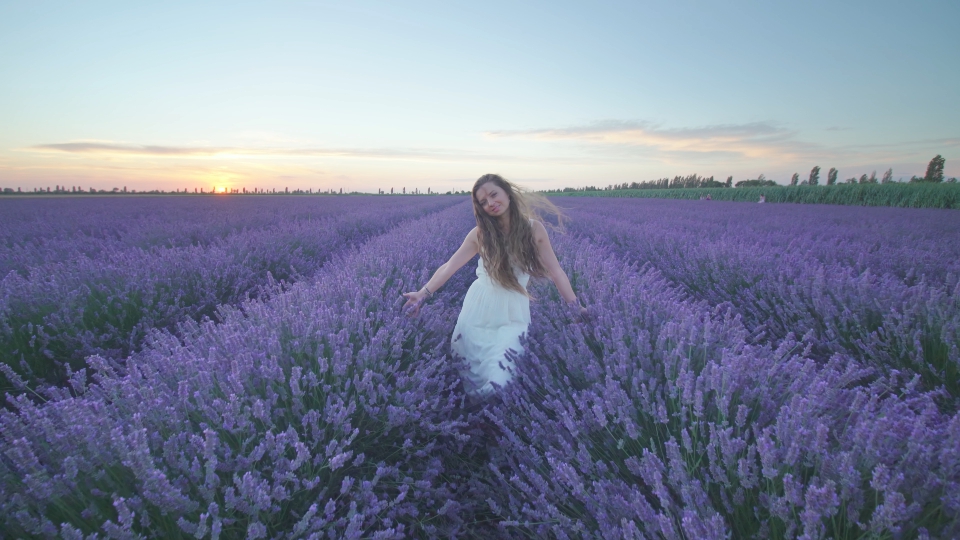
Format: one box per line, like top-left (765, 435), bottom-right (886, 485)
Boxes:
top-left (497, 212), bottom-right (510, 233)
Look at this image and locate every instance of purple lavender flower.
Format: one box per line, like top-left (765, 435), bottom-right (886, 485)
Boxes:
top-left (3, 195), bottom-right (958, 538)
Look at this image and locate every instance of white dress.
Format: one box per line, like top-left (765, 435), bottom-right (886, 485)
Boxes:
top-left (451, 254), bottom-right (531, 400)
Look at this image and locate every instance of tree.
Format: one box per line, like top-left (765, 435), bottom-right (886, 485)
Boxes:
top-left (881, 168), bottom-right (894, 184)
top-left (924, 154), bottom-right (945, 182)
top-left (725, 176), bottom-right (733, 188)
top-left (859, 174), bottom-right (869, 184)
top-left (827, 168), bottom-right (838, 185)
top-left (790, 173), bottom-right (799, 186)
top-left (868, 170), bottom-right (877, 183)
top-left (735, 179), bottom-right (777, 187)
top-left (809, 166), bottom-right (820, 186)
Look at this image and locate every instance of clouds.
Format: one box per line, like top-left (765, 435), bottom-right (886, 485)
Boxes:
top-left (483, 120), bottom-right (959, 176)
top-left (23, 141), bottom-right (541, 164)
top-left (28, 123), bottom-right (953, 168)
top-left (30, 142), bottom-right (233, 156)
top-left (33, 121), bottom-right (812, 163)
top-left (14, 125), bottom-right (957, 190)
top-left (485, 120), bottom-right (815, 162)
top-left (10, 139), bottom-right (585, 191)
top-left (27, 141), bottom-right (451, 160)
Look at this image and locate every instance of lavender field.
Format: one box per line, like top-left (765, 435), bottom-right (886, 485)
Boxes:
top-left (2, 196), bottom-right (958, 538)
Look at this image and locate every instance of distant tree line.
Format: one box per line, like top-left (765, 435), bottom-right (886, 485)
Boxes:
top-left (0, 185), bottom-right (361, 195)
top-left (789, 155), bottom-right (954, 187)
top-left (551, 174), bottom-right (732, 193)
top-left (0, 185), bottom-right (466, 196)
top-left (544, 155), bottom-right (954, 194)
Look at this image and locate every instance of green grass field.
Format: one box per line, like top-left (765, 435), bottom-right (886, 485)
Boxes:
top-left (548, 182), bottom-right (960, 209)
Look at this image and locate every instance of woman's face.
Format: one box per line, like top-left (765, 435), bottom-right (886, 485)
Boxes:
top-left (475, 182), bottom-right (510, 218)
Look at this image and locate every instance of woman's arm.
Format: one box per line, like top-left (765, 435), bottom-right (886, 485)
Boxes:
top-left (402, 227), bottom-right (480, 315)
top-left (532, 220), bottom-right (581, 306)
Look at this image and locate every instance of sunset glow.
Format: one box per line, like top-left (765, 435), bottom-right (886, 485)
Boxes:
top-left (1, 1), bottom-right (957, 193)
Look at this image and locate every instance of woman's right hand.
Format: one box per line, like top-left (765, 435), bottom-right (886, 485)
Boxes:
top-left (566, 300), bottom-right (591, 323)
top-left (402, 290), bottom-right (427, 317)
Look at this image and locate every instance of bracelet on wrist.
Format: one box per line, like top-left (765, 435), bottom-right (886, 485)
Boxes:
top-left (422, 286), bottom-right (434, 298)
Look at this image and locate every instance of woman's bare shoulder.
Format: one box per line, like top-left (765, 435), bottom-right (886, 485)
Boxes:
top-left (530, 219), bottom-right (548, 239)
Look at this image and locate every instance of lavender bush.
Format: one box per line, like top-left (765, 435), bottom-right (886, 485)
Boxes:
top-left (0, 197), bottom-right (458, 278)
top-left (2, 196), bottom-right (958, 538)
top-left (475, 233), bottom-right (959, 538)
top-left (0, 203), bottom-right (483, 538)
top-left (0, 197), bottom-right (460, 393)
top-left (556, 198), bottom-right (960, 406)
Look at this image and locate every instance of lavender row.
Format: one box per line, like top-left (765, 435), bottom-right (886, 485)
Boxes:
top-left (475, 233), bottom-right (959, 538)
top-left (0, 197), bottom-right (462, 392)
top-left (555, 198), bottom-right (960, 403)
top-left (552, 197), bottom-right (960, 284)
top-left (0, 197), bottom-right (455, 278)
top-left (4, 198), bottom-right (958, 537)
top-left (0, 202), bottom-right (487, 538)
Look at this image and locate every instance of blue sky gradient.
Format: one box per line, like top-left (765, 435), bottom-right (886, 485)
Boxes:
top-left (1, 0), bottom-right (957, 192)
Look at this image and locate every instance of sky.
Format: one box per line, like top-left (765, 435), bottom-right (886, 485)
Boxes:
top-left (1, 0), bottom-right (958, 193)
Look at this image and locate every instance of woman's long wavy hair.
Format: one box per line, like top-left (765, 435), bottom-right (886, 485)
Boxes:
top-left (472, 174), bottom-right (564, 296)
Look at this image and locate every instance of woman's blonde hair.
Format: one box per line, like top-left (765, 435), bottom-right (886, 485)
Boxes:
top-left (471, 174), bottom-right (564, 296)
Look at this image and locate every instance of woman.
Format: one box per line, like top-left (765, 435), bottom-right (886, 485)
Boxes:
top-left (402, 174), bottom-right (585, 402)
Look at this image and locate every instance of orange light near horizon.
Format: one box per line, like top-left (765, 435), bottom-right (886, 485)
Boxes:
top-left (215, 186), bottom-right (227, 194)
